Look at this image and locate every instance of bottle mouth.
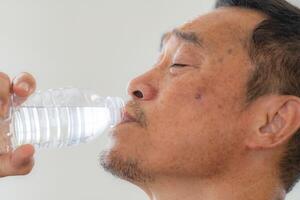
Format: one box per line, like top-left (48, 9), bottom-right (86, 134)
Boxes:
top-left (106, 97), bottom-right (125, 127)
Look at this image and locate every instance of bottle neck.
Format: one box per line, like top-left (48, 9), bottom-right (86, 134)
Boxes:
top-left (105, 97), bottom-right (124, 127)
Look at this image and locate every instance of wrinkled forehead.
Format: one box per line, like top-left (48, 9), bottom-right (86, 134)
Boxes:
top-left (175, 7), bottom-right (267, 51)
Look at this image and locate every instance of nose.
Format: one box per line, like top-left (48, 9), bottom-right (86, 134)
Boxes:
top-left (127, 73), bottom-right (157, 101)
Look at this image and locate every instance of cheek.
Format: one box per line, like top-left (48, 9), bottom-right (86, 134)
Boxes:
top-left (145, 81), bottom-right (207, 151)
top-left (151, 92), bottom-right (203, 134)
top-left (159, 77), bottom-right (205, 109)
top-left (142, 71), bottom-right (244, 168)
top-left (144, 111), bottom-right (240, 177)
top-left (149, 74), bottom-right (210, 135)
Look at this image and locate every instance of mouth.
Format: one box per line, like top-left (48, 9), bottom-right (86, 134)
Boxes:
top-left (120, 110), bottom-right (138, 124)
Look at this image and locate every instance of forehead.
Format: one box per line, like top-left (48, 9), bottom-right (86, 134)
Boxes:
top-left (170, 7), bottom-right (266, 51)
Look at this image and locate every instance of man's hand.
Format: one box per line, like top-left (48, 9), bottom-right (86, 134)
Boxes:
top-left (0, 72), bottom-right (36, 177)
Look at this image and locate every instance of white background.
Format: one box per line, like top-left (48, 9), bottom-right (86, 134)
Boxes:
top-left (0, 0), bottom-right (299, 199)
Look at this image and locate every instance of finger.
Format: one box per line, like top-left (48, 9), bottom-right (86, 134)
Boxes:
top-left (11, 144), bottom-right (35, 168)
top-left (14, 158), bottom-right (34, 176)
top-left (0, 144), bottom-right (35, 177)
top-left (12, 72), bottom-right (36, 106)
top-left (0, 72), bottom-right (11, 118)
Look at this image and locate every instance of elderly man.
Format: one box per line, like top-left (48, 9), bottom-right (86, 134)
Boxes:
top-left (0, 0), bottom-right (300, 200)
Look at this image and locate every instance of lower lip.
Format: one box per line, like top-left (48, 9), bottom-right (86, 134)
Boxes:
top-left (118, 119), bottom-right (138, 125)
top-left (111, 121), bottom-right (138, 137)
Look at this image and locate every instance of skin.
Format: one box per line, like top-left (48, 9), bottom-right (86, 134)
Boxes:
top-left (0, 72), bottom-right (36, 177)
top-left (101, 7), bottom-right (300, 200)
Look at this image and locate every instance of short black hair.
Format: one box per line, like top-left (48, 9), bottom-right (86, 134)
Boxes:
top-left (215, 0), bottom-right (300, 193)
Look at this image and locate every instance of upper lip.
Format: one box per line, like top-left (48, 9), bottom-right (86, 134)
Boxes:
top-left (120, 110), bottom-right (137, 124)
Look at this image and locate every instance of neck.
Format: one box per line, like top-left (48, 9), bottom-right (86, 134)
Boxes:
top-left (137, 153), bottom-right (286, 200)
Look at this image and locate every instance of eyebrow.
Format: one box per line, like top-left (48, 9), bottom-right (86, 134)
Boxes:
top-left (159, 29), bottom-right (204, 51)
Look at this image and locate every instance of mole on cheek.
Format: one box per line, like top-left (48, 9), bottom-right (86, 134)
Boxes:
top-left (194, 90), bottom-right (202, 100)
top-left (227, 48), bottom-right (233, 55)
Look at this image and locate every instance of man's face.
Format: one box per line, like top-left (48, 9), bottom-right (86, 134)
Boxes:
top-left (101, 8), bottom-right (265, 182)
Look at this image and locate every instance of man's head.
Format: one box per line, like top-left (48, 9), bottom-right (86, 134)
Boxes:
top-left (101, 0), bottom-right (300, 194)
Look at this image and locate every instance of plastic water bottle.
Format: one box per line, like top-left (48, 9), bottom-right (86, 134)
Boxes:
top-left (0, 88), bottom-right (124, 153)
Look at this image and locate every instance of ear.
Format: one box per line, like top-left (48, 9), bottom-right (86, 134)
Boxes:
top-left (246, 95), bottom-right (300, 149)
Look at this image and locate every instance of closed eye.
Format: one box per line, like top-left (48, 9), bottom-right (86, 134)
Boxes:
top-left (170, 63), bottom-right (188, 67)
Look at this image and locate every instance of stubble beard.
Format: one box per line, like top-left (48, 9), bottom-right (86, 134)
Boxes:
top-left (99, 149), bottom-right (154, 183)
top-left (99, 100), bottom-right (154, 183)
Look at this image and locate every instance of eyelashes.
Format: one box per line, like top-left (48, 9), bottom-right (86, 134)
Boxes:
top-left (170, 63), bottom-right (188, 68)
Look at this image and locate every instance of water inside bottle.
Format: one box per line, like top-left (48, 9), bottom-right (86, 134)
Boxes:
top-left (11, 106), bottom-right (111, 148)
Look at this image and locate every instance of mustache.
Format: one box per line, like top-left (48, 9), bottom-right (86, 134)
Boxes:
top-left (125, 100), bottom-right (147, 128)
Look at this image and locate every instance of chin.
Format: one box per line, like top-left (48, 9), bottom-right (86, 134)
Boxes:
top-left (100, 146), bottom-right (154, 183)
top-left (100, 127), bottom-right (155, 183)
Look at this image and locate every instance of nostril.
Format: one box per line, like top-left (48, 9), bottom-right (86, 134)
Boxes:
top-left (133, 90), bottom-right (144, 99)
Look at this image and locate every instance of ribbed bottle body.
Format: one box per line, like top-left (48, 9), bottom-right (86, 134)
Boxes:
top-left (11, 106), bottom-right (111, 148)
top-left (0, 88), bottom-right (124, 151)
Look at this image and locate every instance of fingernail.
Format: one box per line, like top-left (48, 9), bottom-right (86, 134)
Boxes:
top-left (18, 82), bottom-right (30, 92)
